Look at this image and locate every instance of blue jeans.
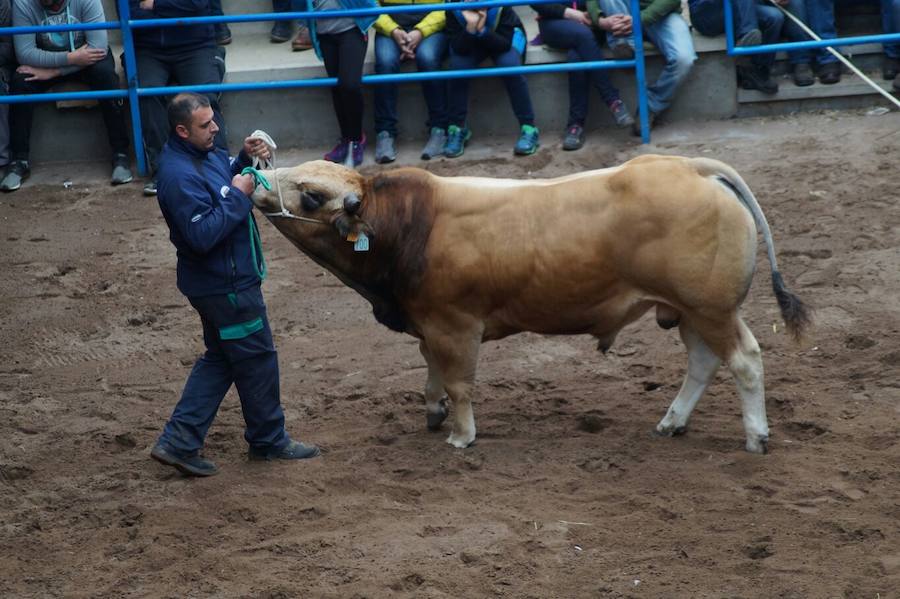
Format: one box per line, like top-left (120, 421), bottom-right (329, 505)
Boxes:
top-left (881, 0), bottom-right (900, 58)
top-left (538, 18), bottom-right (621, 127)
top-left (157, 285), bottom-right (290, 456)
top-left (600, 0), bottom-right (696, 115)
top-left (787, 0), bottom-right (838, 64)
top-left (447, 42), bottom-right (535, 127)
top-left (687, 0), bottom-right (785, 69)
top-left (374, 32), bottom-right (449, 135)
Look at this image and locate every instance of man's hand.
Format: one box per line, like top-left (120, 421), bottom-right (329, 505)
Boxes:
top-left (68, 45), bottom-right (107, 67)
top-left (16, 65), bottom-right (61, 81)
top-left (243, 136), bottom-right (271, 162)
top-left (599, 14), bottom-right (631, 36)
top-left (139, 0), bottom-right (154, 10)
top-left (406, 29), bottom-right (424, 53)
top-left (462, 9), bottom-right (483, 33)
top-left (563, 7), bottom-right (592, 27)
top-left (232, 173), bottom-right (256, 197)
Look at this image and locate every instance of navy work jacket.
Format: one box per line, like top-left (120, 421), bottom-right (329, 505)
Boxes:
top-left (157, 135), bottom-right (264, 298)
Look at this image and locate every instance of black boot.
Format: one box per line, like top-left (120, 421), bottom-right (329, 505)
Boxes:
top-left (738, 65), bottom-right (778, 95)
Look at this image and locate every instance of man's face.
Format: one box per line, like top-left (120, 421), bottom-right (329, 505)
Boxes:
top-left (177, 106), bottom-right (219, 151)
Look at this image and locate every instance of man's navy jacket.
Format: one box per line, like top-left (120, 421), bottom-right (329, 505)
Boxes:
top-left (157, 135), bottom-right (264, 298)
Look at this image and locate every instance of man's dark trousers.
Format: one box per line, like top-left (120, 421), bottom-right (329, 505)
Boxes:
top-left (157, 285), bottom-right (289, 456)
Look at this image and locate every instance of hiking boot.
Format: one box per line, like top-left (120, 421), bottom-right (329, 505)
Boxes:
top-left (611, 44), bottom-right (634, 60)
top-left (111, 153), bottom-right (133, 185)
top-left (324, 139), bottom-right (349, 163)
top-left (374, 131), bottom-right (396, 164)
top-left (248, 439), bottom-right (321, 461)
top-left (609, 98), bottom-right (634, 127)
top-left (143, 178), bottom-right (157, 196)
top-left (818, 62), bottom-right (841, 85)
top-left (292, 25), bottom-right (313, 51)
top-left (0, 160), bottom-right (30, 192)
top-left (215, 23), bottom-right (232, 46)
top-left (420, 127), bottom-right (446, 160)
top-left (443, 125), bottom-right (470, 158)
top-left (631, 110), bottom-right (657, 137)
top-left (150, 443), bottom-right (219, 477)
top-left (343, 133), bottom-right (366, 168)
top-left (562, 124), bottom-right (585, 151)
top-left (514, 124), bottom-right (539, 156)
top-left (792, 63), bottom-right (815, 87)
top-left (270, 20), bottom-right (294, 43)
top-left (738, 65), bottom-right (778, 95)
top-left (884, 56), bottom-right (900, 80)
top-left (736, 28), bottom-right (762, 48)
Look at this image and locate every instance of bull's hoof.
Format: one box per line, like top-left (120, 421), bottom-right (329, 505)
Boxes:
top-left (745, 435), bottom-right (769, 454)
top-left (446, 432), bottom-right (476, 449)
top-left (426, 401), bottom-right (449, 431)
top-left (655, 424), bottom-right (688, 437)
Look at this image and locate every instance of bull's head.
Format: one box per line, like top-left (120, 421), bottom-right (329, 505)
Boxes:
top-left (251, 160), bottom-right (375, 245)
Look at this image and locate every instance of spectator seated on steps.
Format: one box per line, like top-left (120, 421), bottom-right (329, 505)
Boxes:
top-left (1, 0), bottom-right (133, 193)
top-left (0, 0), bottom-right (13, 181)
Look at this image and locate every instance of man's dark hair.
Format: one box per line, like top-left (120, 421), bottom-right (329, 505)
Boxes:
top-left (167, 93), bottom-right (211, 133)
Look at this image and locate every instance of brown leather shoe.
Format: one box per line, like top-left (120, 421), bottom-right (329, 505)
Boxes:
top-left (292, 25), bottom-right (313, 51)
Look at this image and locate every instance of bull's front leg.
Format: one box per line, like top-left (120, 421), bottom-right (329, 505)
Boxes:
top-left (418, 340), bottom-right (448, 430)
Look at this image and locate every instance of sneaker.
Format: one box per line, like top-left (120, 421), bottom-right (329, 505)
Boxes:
top-left (248, 439), bottom-right (321, 461)
top-left (611, 44), bottom-right (634, 60)
top-left (818, 62), bottom-right (841, 85)
top-left (0, 160), bottom-right (30, 192)
top-left (562, 124), bottom-right (585, 151)
top-left (110, 153), bottom-right (133, 185)
top-left (736, 28), bottom-right (762, 47)
top-left (793, 63), bottom-right (815, 87)
top-left (344, 133), bottom-right (367, 168)
top-left (631, 110), bottom-right (657, 137)
top-left (142, 178), bottom-right (157, 196)
top-left (324, 139), bottom-right (349, 163)
top-left (270, 20), bottom-right (294, 43)
top-left (738, 65), bottom-right (778, 95)
top-left (215, 23), bottom-right (232, 46)
top-left (292, 25), bottom-right (313, 51)
top-left (150, 443), bottom-right (219, 477)
top-left (443, 125), bottom-right (470, 158)
top-left (609, 99), bottom-right (635, 128)
top-left (884, 56), bottom-right (900, 81)
top-left (374, 131), bottom-right (396, 164)
top-left (420, 126), bottom-right (446, 160)
top-left (514, 124), bottom-right (539, 156)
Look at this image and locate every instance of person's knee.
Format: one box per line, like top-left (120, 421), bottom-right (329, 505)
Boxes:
top-left (339, 79), bottom-right (363, 96)
top-left (669, 49), bottom-right (697, 76)
top-left (416, 47), bottom-right (444, 71)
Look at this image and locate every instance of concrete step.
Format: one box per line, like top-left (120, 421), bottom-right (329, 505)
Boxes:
top-left (739, 70), bottom-right (898, 104)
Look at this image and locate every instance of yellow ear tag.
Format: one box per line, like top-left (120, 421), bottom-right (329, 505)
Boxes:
top-left (346, 232), bottom-right (359, 242)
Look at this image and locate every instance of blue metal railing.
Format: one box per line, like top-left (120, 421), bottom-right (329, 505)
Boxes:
top-left (0, 0), bottom-right (651, 175)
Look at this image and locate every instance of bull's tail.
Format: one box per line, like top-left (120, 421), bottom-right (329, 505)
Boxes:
top-left (690, 157), bottom-right (811, 343)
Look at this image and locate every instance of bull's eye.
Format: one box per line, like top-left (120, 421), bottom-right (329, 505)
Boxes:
top-left (300, 190), bottom-right (324, 212)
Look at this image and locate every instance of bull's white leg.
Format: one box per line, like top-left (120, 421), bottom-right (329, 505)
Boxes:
top-left (444, 379), bottom-right (477, 448)
top-left (727, 318), bottom-right (768, 454)
top-left (657, 323), bottom-right (721, 436)
top-left (418, 340), bottom-right (448, 430)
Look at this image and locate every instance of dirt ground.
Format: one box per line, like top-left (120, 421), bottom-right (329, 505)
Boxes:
top-left (1, 110), bottom-right (899, 599)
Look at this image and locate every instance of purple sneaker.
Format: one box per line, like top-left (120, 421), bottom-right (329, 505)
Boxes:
top-left (344, 133), bottom-right (367, 168)
top-left (324, 139), bottom-right (349, 163)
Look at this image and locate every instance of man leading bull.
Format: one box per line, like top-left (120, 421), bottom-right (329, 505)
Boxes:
top-left (150, 92), bottom-right (320, 477)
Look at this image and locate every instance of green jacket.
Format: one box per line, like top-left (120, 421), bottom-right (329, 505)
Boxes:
top-left (638, 0), bottom-right (681, 26)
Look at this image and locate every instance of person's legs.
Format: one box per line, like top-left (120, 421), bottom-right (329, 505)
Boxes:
top-left (882, 0), bottom-right (900, 59)
top-left (541, 19), bottom-right (621, 106)
top-left (271, 0), bottom-right (296, 42)
top-left (806, 0), bottom-right (838, 65)
top-left (0, 70), bottom-right (11, 169)
top-left (7, 72), bottom-right (55, 163)
top-left (688, 0), bottom-right (759, 39)
top-left (597, 0), bottom-right (635, 51)
top-left (416, 32), bottom-right (449, 130)
top-left (209, 0), bottom-right (232, 45)
top-left (373, 34), bottom-right (402, 137)
top-left (76, 51), bottom-right (130, 157)
top-left (493, 46), bottom-right (535, 127)
top-left (753, 3), bottom-right (784, 69)
top-left (171, 45), bottom-right (229, 152)
top-left (335, 29), bottom-right (368, 144)
top-left (134, 50), bottom-right (172, 175)
top-left (642, 13), bottom-right (697, 115)
top-left (446, 49), bottom-right (479, 127)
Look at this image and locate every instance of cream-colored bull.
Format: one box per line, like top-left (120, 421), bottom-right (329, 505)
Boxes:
top-left (251, 154), bottom-right (809, 454)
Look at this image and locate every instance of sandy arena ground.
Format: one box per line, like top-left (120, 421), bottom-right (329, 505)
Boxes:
top-left (1, 110), bottom-right (899, 598)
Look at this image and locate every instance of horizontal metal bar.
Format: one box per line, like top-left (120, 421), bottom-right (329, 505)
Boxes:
top-left (730, 32), bottom-right (900, 56)
top-left (0, 60), bottom-right (634, 104)
top-left (0, 21), bottom-right (119, 35)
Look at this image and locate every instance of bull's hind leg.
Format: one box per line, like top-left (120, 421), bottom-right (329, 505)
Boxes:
top-left (419, 340), bottom-right (448, 430)
top-left (728, 318), bottom-right (768, 454)
top-left (657, 323), bottom-right (721, 436)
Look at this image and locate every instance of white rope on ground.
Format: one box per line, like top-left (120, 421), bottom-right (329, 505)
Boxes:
top-left (767, 0), bottom-right (900, 110)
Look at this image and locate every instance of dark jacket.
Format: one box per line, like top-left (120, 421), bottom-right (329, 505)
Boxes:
top-left (129, 0), bottom-right (214, 51)
top-left (157, 135), bottom-right (263, 298)
top-left (445, 5), bottom-right (523, 55)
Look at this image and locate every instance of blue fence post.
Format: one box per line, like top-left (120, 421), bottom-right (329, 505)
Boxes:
top-left (117, 0), bottom-right (147, 177)
top-left (631, 0), bottom-right (650, 143)
top-left (723, 0), bottom-right (735, 55)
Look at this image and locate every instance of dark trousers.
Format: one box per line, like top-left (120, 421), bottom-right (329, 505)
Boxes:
top-left (447, 44), bottom-right (535, 128)
top-left (8, 51), bottom-right (129, 162)
top-left (134, 44), bottom-right (227, 174)
top-left (158, 285), bottom-right (289, 456)
top-left (688, 0), bottom-right (786, 68)
top-left (538, 18), bottom-right (621, 127)
top-left (319, 28), bottom-right (368, 141)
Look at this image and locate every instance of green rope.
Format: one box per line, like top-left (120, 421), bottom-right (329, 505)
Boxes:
top-left (241, 166), bottom-right (272, 190)
top-left (241, 167), bottom-right (269, 281)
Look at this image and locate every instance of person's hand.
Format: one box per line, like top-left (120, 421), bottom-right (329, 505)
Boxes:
top-left (232, 173), bottom-right (255, 197)
top-left (462, 9), bottom-right (482, 33)
top-left (563, 7), bottom-right (592, 27)
top-left (16, 65), bottom-right (61, 81)
top-left (391, 27), bottom-right (409, 50)
top-left (609, 14), bottom-right (632, 36)
top-left (243, 137), bottom-right (271, 161)
top-left (68, 45), bottom-right (107, 67)
top-left (773, 0), bottom-right (789, 5)
top-left (139, 0), bottom-right (154, 10)
top-left (406, 29), bottom-right (424, 52)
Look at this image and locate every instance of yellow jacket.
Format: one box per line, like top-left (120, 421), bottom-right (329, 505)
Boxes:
top-left (374, 0), bottom-right (446, 38)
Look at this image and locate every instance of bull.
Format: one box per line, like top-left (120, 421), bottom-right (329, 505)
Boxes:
top-left (251, 154), bottom-right (809, 454)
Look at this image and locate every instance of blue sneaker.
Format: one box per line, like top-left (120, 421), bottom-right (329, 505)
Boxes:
top-left (514, 124), bottom-right (539, 156)
top-left (443, 125), bottom-right (471, 158)
top-left (151, 443), bottom-right (219, 477)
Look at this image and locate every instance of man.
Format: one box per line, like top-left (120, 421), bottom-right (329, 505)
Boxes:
top-left (596, 0), bottom-right (696, 134)
top-left (1, 0), bottom-right (132, 192)
top-left (128, 0), bottom-right (227, 196)
top-left (0, 0), bottom-right (12, 177)
top-left (372, 0), bottom-right (448, 163)
top-left (151, 92), bottom-right (319, 477)
top-left (688, 0), bottom-right (791, 95)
